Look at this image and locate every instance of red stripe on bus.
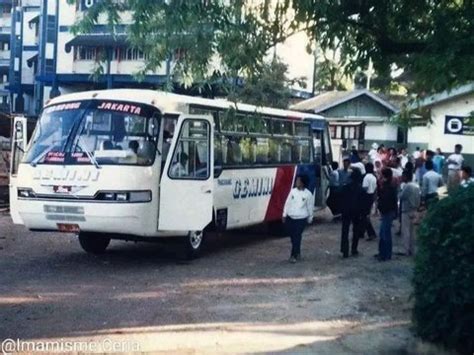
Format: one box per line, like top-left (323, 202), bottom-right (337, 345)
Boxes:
top-left (264, 166), bottom-right (295, 222)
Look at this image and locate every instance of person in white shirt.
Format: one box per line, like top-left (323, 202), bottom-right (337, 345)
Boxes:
top-left (351, 161), bottom-right (366, 175)
top-left (460, 166), bottom-right (474, 188)
top-left (398, 148), bottom-right (409, 168)
top-left (446, 144), bottom-right (464, 193)
top-left (391, 157), bottom-right (404, 180)
top-left (283, 175), bottom-right (314, 263)
top-left (368, 143), bottom-right (379, 163)
top-left (362, 163), bottom-right (377, 240)
top-left (422, 160), bottom-right (443, 206)
top-left (413, 147), bottom-right (421, 160)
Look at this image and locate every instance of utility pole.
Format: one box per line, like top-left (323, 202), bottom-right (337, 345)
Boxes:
top-left (365, 58), bottom-right (374, 90)
top-left (311, 41), bottom-right (318, 96)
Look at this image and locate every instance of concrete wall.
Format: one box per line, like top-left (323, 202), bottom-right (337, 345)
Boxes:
top-left (407, 92), bottom-right (474, 166)
top-left (365, 122), bottom-right (398, 142)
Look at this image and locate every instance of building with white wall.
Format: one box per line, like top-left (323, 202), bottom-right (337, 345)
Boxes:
top-left (408, 83), bottom-right (474, 167)
top-left (292, 89), bottom-right (400, 162)
top-left (8, 0), bottom-right (170, 117)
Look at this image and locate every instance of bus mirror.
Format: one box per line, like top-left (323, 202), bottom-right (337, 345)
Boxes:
top-left (10, 116), bottom-right (28, 176)
top-left (148, 116), bottom-right (159, 137)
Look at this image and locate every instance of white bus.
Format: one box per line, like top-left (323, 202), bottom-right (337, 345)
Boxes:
top-left (9, 89), bottom-right (332, 258)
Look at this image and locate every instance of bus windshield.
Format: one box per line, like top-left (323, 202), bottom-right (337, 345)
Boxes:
top-left (24, 100), bottom-right (161, 166)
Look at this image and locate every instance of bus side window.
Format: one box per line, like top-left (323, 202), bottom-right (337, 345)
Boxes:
top-left (169, 120), bottom-right (210, 179)
top-left (226, 136), bottom-right (242, 165)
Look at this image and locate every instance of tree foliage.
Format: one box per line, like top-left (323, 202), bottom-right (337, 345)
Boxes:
top-left (413, 186), bottom-right (474, 354)
top-left (72, 0), bottom-right (473, 97)
top-left (293, 0), bottom-right (474, 94)
top-left (70, 0), bottom-right (299, 88)
top-left (312, 44), bottom-right (350, 92)
top-left (229, 59), bottom-right (304, 108)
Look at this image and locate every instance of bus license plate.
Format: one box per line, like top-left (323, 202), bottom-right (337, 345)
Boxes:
top-left (57, 223), bottom-right (80, 233)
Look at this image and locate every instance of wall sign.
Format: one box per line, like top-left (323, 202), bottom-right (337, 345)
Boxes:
top-left (81, 0), bottom-right (96, 10)
top-left (444, 115), bottom-right (473, 136)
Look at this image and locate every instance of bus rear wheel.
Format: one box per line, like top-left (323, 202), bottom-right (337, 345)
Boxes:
top-left (78, 232), bottom-right (111, 254)
top-left (183, 230), bottom-right (205, 259)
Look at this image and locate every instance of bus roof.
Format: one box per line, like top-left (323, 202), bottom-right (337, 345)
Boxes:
top-left (46, 89), bottom-right (325, 121)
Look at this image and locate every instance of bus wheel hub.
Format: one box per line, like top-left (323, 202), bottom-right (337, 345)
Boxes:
top-left (190, 231), bottom-right (203, 249)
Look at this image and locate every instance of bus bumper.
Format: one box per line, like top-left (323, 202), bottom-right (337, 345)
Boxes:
top-left (16, 200), bottom-right (160, 237)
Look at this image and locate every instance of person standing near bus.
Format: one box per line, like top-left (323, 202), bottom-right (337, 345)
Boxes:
top-left (377, 168), bottom-right (398, 261)
top-left (340, 169), bottom-right (365, 258)
top-left (368, 143), bottom-right (378, 163)
top-left (399, 170), bottom-right (420, 256)
top-left (283, 175), bottom-right (314, 263)
top-left (460, 166), bottom-right (474, 188)
top-left (433, 148), bottom-right (445, 174)
top-left (421, 160), bottom-right (443, 207)
top-left (327, 162), bottom-right (341, 217)
top-left (446, 144), bottom-right (464, 193)
top-left (362, 163), bottom-right (377, 241)
top-left (338, 157), bottom-right (352, 186)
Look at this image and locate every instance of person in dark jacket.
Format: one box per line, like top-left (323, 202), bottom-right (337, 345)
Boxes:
top-left (340, 169), bottom-right (364, 258)
top-left (377, 168), bottom-right (398, 261)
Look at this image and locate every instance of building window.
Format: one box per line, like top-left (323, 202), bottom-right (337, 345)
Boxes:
top-left (329, 124), bottom-right (364, 140)
top-left (75, 46), bottom-right (97, 61)
top-left (118, 48), bottom-right (146, 61)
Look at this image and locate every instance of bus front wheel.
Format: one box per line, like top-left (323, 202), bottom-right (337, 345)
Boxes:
top-left (78, 232), bottom-right (111, 254)
top-left (183, 230), bottom-right (205, 259)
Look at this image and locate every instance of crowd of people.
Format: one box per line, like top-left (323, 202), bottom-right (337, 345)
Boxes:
top-left (282, 143), bottom-right (473, 263)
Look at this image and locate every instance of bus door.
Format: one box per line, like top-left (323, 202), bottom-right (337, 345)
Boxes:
top-left (158, 115), bottom-right (214, 231)
top-left (9, 116), bottom-right (28, 224)
top-left (311, 120), bottom-right (331, 209)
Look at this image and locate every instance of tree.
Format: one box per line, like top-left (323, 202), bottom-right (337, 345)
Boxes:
top-left (72, 0), bottom-right (473, 97)
top-left (311, 42), bottom-right (351, 92)
top-left (70, 0), bottom-right (300, 93)
top-left (292, 0), bottom-right (474, 94)
top-left (228, 58), bottom-right (305, 108)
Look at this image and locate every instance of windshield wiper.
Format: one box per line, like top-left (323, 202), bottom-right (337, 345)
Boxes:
top-left (76, 136), bottom-right (101, 169)
top-left (30, 144), bottom-right (57, 167)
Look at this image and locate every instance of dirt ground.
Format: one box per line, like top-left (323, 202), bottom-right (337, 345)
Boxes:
top-left (0, 209), bottom-right (443, 354)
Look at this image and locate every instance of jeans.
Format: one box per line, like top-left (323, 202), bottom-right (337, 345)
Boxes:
top-left (286, 217), bottom-right (307, 257)
top-left (379, 211), bottom-right (395, 260)
top-left (341, 214), bottom-right (362, 257)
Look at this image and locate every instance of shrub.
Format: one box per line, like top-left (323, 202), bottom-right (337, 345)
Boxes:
top-left (413, 185), bottom-right (474, 354)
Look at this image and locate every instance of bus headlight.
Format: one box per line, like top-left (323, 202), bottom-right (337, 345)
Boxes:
top-left (96, 191), bottom-right (151, 203)
top-left (18, 188), bottom-right (36, 198)
top-left (116, 193), bottom-right (128, 201)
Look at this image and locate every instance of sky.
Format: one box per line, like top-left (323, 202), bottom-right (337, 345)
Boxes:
top-left (275, 32), bottom-right (315, 92)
